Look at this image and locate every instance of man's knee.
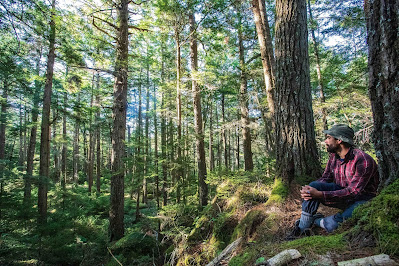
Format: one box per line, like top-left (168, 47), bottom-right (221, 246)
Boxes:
top-left (309, 181), bottom-right (323, 190)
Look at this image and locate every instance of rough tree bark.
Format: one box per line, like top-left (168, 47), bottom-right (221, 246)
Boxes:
top-left (109, 0), bottom-right (129, 241)
top-left (274, 0), bottom-right (321, 183)
top-left (365, 0), bottom-right (399, 187)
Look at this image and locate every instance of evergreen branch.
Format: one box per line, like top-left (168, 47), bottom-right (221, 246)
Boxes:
top-left (92, 17), bottom-right (117, 41)
top-left (128, 25), bottom-right (150, 32)
top-left (71, 65), bottom-right (116, 76)
top-left (92, 15), bottom-right (119, 30)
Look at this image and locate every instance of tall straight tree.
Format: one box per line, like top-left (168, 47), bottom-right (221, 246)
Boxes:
top-left (237, 5), bottom-right (254, 171)
top-left (25, 46), bottom-right (42, 203)
top-left (109, 0), bottom-right (129, 241)
top-left (189, 11), bottom-right (208, 207)
top-left (251, 0), bottom-right (276, 116)
top-left (274, 0), bottom-right (321, 183)
top-left (38, 0), bottom-right (56, 223)
top-left (365, 0), bottom-right (399, 187)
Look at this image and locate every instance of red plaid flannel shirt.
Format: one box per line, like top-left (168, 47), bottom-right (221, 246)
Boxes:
top-left (318, 148), bottom-right (379, 203)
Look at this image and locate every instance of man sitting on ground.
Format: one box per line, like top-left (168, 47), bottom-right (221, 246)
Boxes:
top-left (287, 124), bottom-right (379, 239)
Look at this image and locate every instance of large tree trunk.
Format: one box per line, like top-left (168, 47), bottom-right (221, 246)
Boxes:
top-left (109, 0), bottom-right (129, 242)
top-left (190, 12), bottom-right (208, 207)
top-left (365, 0), bottom-right (399, 187)
top-left (274, 0), bottom-right (321, 183)
top-left (38, 0), bottom-right (56, 223)
top-left (237, 8), bottom-right (254, 171)
top-left (18, 95), bottom-right (25, 170)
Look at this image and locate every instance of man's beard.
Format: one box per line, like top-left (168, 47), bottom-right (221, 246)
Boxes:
top-left (326, 144), bottom-right (339, 153)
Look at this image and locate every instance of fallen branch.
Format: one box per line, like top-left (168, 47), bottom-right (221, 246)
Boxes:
top-left (337, 254), bottom-right (398, 266)
top-left (256, 249), bottom-right (301, 266)
top-left (206, 237), bottom-right (242, 266)
top-left (107, 247), bottom-right (123, 266)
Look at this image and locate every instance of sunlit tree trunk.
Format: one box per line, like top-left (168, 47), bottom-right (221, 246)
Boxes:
top-left (274, 0), bottom-right (321, 183)
top-left (161, 92), bottom-right (167, 206)
top-left (190, 12), bottom-right (208, 207)
top-left (109, 0), bottom-right (129, 241)
top-left (38, 0), bottom-right (56, 223)
top-left (251, 0), bottom-right (276, 117)
top-left (365, 0), bottom-right (399, 187)
top-left (143, 62), bottom-right (150, 204)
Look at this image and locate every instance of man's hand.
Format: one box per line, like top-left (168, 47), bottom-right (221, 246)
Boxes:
top-left (300, 185), bottom-right (323, 201)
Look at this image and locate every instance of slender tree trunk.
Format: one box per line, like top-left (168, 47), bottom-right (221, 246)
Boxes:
top-left (175, 29), bottom-right (183, 203)
top-left (95, 93), bottom-right (101, 193)
top-left (38, 0), bottom-right (56, 223)
top-left (190, 12), bottom-right (208, 207)
top-left (52, 105), bottom-right (60, 182)
top-left (73, 93), bottom-right (81, 183)
top-left (61, 91), bottom-right (67, 188)
top-left (251, 0), bottom-right (276, 116)
top-left (307, 0), bottom-right (327, 130)
top-left (88, 74), bottom-right (96, 193)
top-left (19, 95), bottom-right (25, 170)
top-left (274, 0), bottom-right (321, 183)
top-left (365, 0), bottom-right (399, 187)
top-left (135, 75), bottom-right (142, 221)
top-left (109, 0), bottom-right (129, 241)
top-left (221, 94), bottom-right (228, 169)
top-left (153, 85), bottom-right (159, 208)
top-left (25, 48), bottom-right (42, 203)
top-left (238, 9), bottom-right (254, 171)
top-left (143, 61), bottom-right (150, 204)
top-left (209, 98), bottom-right (214, 171)
top-left (0, 84), bottom-right (8, 219)
top-left (161, 92), bottom-right (167, 206)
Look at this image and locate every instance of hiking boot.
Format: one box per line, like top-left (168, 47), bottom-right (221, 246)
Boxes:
top-left (285, 220), bottom-right (313, 241)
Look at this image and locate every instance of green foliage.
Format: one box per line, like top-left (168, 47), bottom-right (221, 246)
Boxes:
top-left (281, 234), bottom-right (346, 254)
top-left (229, 249), bottom-right (257, 266)
top-left (351, 179), bottom-right (399, 255)
top-left (231, 209), bottom-right (266, 241)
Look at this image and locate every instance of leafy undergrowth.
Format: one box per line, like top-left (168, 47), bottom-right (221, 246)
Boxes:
top-left (162, 173), bottom-right (399, 266)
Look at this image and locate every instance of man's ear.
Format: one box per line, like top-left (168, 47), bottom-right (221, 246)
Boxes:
top-left (337, 139), bottom-right (343, 144)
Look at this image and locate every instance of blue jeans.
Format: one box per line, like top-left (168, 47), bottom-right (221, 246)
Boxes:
top-left (302, 181), bottom-right (370, 232)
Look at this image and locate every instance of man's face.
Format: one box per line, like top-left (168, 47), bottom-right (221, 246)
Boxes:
top-left (325, 135), bottom-right (341, 153)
